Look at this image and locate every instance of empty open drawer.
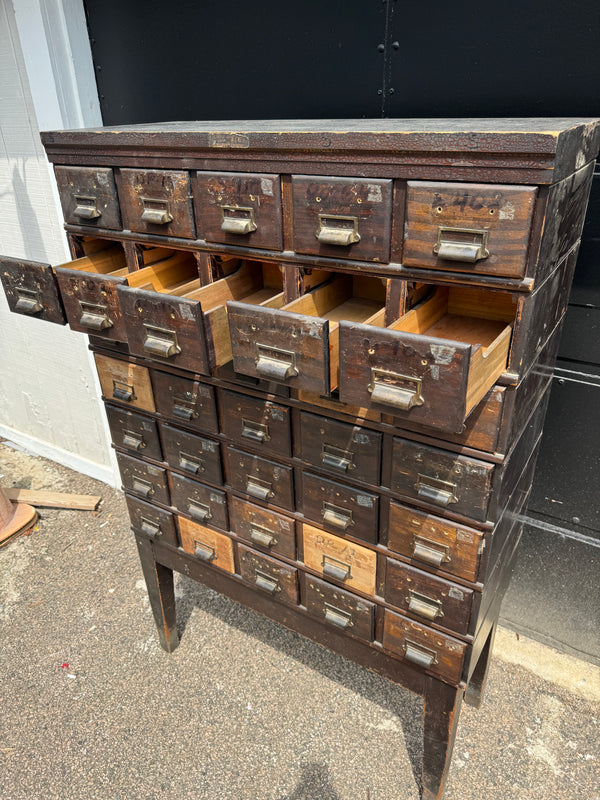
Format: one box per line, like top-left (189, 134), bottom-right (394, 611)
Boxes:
top-left (339, 285), bottom-right (515, 434)
top-left (227, 275), bottom-right (386, 395)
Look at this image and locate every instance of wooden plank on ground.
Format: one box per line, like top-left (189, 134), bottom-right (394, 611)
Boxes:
top-left (3, 489), bottom-right (101, 511)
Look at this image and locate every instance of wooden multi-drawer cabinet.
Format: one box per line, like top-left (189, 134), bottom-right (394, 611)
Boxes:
top-left (2, 119), bottom-right (599, 799)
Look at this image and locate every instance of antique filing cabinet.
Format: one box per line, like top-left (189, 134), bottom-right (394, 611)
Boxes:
top-left (2, 119), bottom-right (599, 800)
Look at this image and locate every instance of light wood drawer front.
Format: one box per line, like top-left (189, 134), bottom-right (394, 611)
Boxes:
top-left (301, 523), bottom-right (377, 596)
top-left (151, 371), bottom-right (218, 434)
top-left (390, 438), bottom-right (495, 524)
top-left (292, 175), bottom-right (392, 263)
top-left (224, 446), bottom-right (295, 512)
top-left (193, 171), bottom-right (283, 250)
top-left (238, 544), bottom-right (299, 604)
top-left (159, 423), bottom-right (222, 484)
top-left (95, 354), bottom-right (156, 412)
top-left (220, 390), bottom-right (292, 458)
top-left (302, 473), bottom-right (379, 545)
top-left (304, 574), bottom-right (375, 642)
top-left (116, 452), bottom-right (170, 506)
top-left (119, 168), bottom-right (195, 239)
top-left (385, 558), bottom-right (474, 636)
top-left (1, 256), bottom-right (66, 324)
top-left (125, 494), bottom-right (178, 546)
top-left (387, 501), bottom-right (483, 583)
top-left (105, 404), bottom-right (162, 461)
top-left (54, 166), bottom-right (121, 230)
top-left (404, 181), bottom-right (537, 278)
top-left (169, 473), bottom-right (228, 531)
top-left (178, 517), bottom-right (235, 573)
top-left (299, 412), bottom-right (382, 485)
top-left (229, 496), bottom-right (296, 560)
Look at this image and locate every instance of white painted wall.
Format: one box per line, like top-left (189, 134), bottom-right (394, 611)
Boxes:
top-left (0, 0), bottom-right (118, 485)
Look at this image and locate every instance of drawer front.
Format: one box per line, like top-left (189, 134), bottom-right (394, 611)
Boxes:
top-left (292, 176), bottom-right (392, 263)
top-left (169, 473), bottom-right (228, 531)
top-left (382, 609), bottom-right (467, 684)
top-left (151, 370), bottom-right (218, 434)
top-left (1, 257), bottom-right (66, 324)
top-left (94, 354), bottom-right (156, 412)
top-left (220, 390), bottom-right (291, 457)
top-left (302, 523), bottom-right (377, 596)
top-left (390, 438), bottom-right (495, 523)
top-left (387, 501), bottom-right (483, 583)
top-left (159, 423), bottom-right (222, 484)
top-left (178, 517), bottom-right (235, 573)
top-left (105, 404), bottom-right (162, 461)
top-left (299, 412), bottom-right (382, 485)
top-left (56, 267), bottom-right (128, 341)
top-left (385, 558), bottom-right (474, 636)
top-left (117, 287), bottom-right (209, 374)
top-left (119, 168), bottom-right (195, 239)
top-left (302, 473), bottom-right (379, 545)
top-left (54, 166), bottom-right (121, 230)
top-left (404, 181), bottom-right (537, 278)
top-left (238, 544), bottom-right (299, 604)
top-left (229, 496), bottom-right (296, 560)
top-left (125, 494), bottom-right (178, 546)
top-left (304, 574), bottom-right (375, 642)
top-left (224, 446), bottom-right (295, 512)
top-left (193, 171), bottom-right (283, 250)
top-left (116, 452), bottom-right (170, 506)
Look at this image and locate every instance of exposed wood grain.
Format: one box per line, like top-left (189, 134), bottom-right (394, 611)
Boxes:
top-left (3, 489), bottom-right (101, 510)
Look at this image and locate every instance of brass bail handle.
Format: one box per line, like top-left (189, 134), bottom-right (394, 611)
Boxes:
top-left (368, 369), bottom-right (424, 412)
top-left (255, 344), bottom-right (298, 382)
top-left (433, 226), bottom-right (490, 263)
top-left (15, 287), bottom-right (43, 315)
top-left (140, 197), bottom-right (173, 225)
top-left (73, 195), bottom-right (101, 220)
top-left (316, 214), bottom-right (361, 247)
top-left (79, 301), bottom-right (113, 331)
top-left (221, 205), bottom-right (257, 235)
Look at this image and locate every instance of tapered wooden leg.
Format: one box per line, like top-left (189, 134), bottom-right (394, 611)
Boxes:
top-left (465, 623), bottom-right (498, 709)
top-left (135, 535), bottom-right (179, 653)
top-left (422, 679), bottom-right (463, 800)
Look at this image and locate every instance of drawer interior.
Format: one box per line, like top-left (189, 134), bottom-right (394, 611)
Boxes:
top-left (56, 240), bottom-right (128, 276)
top-left (122, 248), bottom-right (201, 293)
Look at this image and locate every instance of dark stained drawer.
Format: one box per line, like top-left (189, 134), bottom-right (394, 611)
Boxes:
top-left (0, 256), bottom-right (66, 324)
top-left (193, 171), bottom-right (283, 251)
top-left (382, 609), bottom-right (467, 684)
top-left (178, 517), bottom-right (235, 573)
top-left (238, 544), bottom-right (299, 604)
top-left (116, 452), bottom-right (170, 506)
top-left (384, 558), bottom-right (475, 636)
top-left (125, 494), bottom-right (178, 546)
top-left (304, 574), bottom-right (375, 642)
top-left (403, 181), bottom-right (537, 278)
top-left (299, 412), bottom-right (382, 485)
top-left (229, 496), bottom-right (296, 560)
top-left (54, 166), bottom-right (121, 230)
top-left (292, 175), bottom-right (392, 263)
top-left (151, 370), bottom-right (218, 434)
top-left (389, 438), bottom-right (495, 524)
top-left (94, 354), bottom-right (156, 412)
top-left (159, 423), bottom-right (222, 484)
top-left (224, 446), bottom-right (294, 512)
top-left (169, 472), bottom-right (228, 531)
top-left (301, 472), bottom-right (379, 545)
top-left (301, 523), bottom-right (377, 596)
top-left (118, 168), bottom-right (196, 239)
top-left (220, 389), bottom-right (291, 458)
top-left (105, 404), bottom-right (162, 461)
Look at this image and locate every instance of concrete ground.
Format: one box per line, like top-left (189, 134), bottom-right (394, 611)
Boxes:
top-left (0, 440), bottom-right (598, 800)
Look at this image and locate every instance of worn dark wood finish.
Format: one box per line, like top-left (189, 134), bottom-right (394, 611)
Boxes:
top-left (105, 403), bottom-right (162, 461)
top-left (301, 472), bottom-right (379, 545)
top-left (158, 422), bottom-right (222, 484)
top-left (228, 495), bottom-right (296, 560)
top-left (125, 493), bottom-right (178, 546)
top-left (219, 389), bottom-right (292, 458)
top-left (0, 257), bottom-right (66, 324)
top-left (150, 369), bottom-right (218, 433)
top-left (116, 451), bottom-right (170, 506)
top-left (304, 573), bottom-right (375, 642)
top-left (224, 445), bottom-right (295, 512)
top-left (464, 624), bottom-right (498, 709)
top-left (118, 168), bottom-right (195, 239)
top-left (134, 535), bottom-right (179, 652)
top-left (238, 543), bottom-right (299, 605)
top-left (169, 472), bottom-right (228, 531)
top-left (54, 165), bottom-right (121, 230)
top-left (422, 678), bottom-right (464, 800)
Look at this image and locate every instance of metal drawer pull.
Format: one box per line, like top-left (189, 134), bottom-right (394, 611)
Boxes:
top-left (241, 419), bottom-right (270, 443)
top-left (172, 403), bottom-right (196, 420)
top-left (220, 205), bottom-right (257, 235)
top-left (122, 430), bottom-right (145, 451)
top-left (416, 475), bottom-right (458, 507)
top-left (245, 476), bottom-right (274, 501)
top-left (139, 517), bottom-right (161, 538)
top-left (178, 452), bottom-right (204, 474)
top-left (321, 444), bottom-right (354, 472)
top-left (79, 301), bottom-right (113, 331)
top-left (140, 197), bottom-right (173, 225)
top-left (255, 344), bottom-right (298, 382)
top-left (188, 502), bottom-right (212, 523)
top-left (143, 324), bottom-right (182, 359)
top-left (406, 590), bottom-right (444, 621)
top-left (194, 541), bottom-right (216, 562)
top-left (249, 523), bottom-right (277, 548)
top-left (316, 214), bottom-right (361, 247)
top-left (254, 569), bottom-right (280, 594)
top-left (412, 535), bottom-right (451, 567)
top-left (112, 380), bottom-right (135, 403)
top-left (324, 603), bottom-right (354, 630)
top-left (15, 287), bottom-right (43, 315)
top-left (131, 477), bottom-right (154, 498)
top-left (403, 640), bottom-right (438, 670)
top-left (322, 555), bottom-right (351, 583)
top-left (73, 194), bottom-right (101, 220)
top-left (368, 369), bottom-right (424, 412)
top-left (322, 502), bottom-right (352, 530)
top-left (433, 226), bottom-right (489, 263)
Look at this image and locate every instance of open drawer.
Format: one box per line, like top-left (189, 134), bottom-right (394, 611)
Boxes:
top-left (118, 259), bottom-right (284, 375)
top-left (339, 285), bottom-right (515, 434)
top-left (227, 275), bottom-right (386, 395)
top-left (1, 256), bottom-right (67, 324)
